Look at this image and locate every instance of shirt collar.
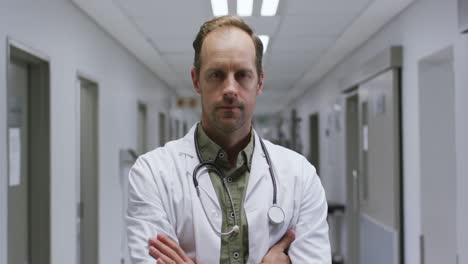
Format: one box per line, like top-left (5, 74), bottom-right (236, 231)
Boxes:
top-left (196, 123), bottom-right (254, 171)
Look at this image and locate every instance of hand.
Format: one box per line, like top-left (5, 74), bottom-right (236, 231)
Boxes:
top-left (261, 229), bottom-right (295, 264)
top-left (148, 234), bottom-right (195, 264)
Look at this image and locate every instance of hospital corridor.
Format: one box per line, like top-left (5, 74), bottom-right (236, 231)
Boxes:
top-left (1, 0), bottom-right (468, 263)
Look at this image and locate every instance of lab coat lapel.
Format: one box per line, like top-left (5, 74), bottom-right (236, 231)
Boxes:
top-left (179, 126), bottom-right (221, 263)
top-left (244, 131), bottom-right (269, 206)
top-left (180, 127), bottom-right (220, 210)
top-left (244, 131), bottom-right (272, 262)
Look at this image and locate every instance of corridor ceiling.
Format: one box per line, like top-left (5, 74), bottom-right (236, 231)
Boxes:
top-left (72, 0), bottom-right (414, 114)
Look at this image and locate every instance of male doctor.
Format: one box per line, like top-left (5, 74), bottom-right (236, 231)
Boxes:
top-left (127, 15), bottom-right (331, 263)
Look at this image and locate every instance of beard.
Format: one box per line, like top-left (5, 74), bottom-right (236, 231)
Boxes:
top-left (205, 97), bottom-right (248, 134)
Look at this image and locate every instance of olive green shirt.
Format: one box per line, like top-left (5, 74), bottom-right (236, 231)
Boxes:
top-left (197, 126), bottom-right (254, 263)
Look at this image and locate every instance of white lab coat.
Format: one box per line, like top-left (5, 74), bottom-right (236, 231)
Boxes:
top-left (127, 125), bottom-right (331, 264)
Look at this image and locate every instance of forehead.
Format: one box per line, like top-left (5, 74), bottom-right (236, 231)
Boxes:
top-left (200, 27), bottom-right (256, 68)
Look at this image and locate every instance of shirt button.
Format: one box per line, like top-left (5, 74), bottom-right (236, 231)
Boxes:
top-left (227, 177), bottom-right (233, 183)
top-left (233, 252), bottom-right (240, 259)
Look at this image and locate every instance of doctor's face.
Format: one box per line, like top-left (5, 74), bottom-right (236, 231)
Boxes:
top-left (191, 27), bottom-right (264, 134)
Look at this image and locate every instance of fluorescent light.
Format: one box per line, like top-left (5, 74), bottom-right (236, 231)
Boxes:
top-left (211, 0), bottom-right (228, 16)
top-left (261, 0), bottom-right (279, 16)
top-left (259, 35), bottom-right (269, 54)
top-left (237, 0), bottom-right (253, 16)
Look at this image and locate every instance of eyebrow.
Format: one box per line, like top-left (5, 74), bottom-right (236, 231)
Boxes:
top-left (205, 66), bottom-right (255, 73)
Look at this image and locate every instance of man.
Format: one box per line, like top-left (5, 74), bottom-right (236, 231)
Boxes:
top-left (127, 15), bottom-right (330, 263)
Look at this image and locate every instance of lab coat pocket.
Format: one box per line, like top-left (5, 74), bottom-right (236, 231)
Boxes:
top-left (245, 207), bottom-right (270, 263)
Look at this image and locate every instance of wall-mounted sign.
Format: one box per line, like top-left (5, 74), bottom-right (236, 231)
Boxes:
top-left (177, 97), bottom-right (198, 109)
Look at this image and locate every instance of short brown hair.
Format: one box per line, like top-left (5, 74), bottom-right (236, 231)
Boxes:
top-left (192, 15), bottom-right (264, 79)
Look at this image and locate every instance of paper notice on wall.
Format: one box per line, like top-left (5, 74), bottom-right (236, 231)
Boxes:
top-left (8, 127), bottom-right (21, 186)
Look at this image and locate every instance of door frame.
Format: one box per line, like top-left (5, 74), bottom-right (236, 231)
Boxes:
top-left (344, 89), bottom-right (360, 264)
top-left (75, 71), bottom-right (100, 264)
top-left (5, 37), bottom-right (51, 264)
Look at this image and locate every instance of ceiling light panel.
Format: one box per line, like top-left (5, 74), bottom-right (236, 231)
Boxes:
top-left (211, 0), bottom-right (228, 16)
top-left (261, 0), bottom-right (280, 16)
top-left (237, 0), bottom-right (254, 16)
top-left (259, 35), bottom-right (270, 53)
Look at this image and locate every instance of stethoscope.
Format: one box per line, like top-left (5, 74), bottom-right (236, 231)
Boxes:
top-left (192, 125), bottom-right (285, 236)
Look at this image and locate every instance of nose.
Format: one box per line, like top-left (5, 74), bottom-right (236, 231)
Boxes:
top-left (222, 73), bottom-right (238, 100)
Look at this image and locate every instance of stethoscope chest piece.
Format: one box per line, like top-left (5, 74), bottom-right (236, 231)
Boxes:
top-left (268, 205), bottom-right (285, 225)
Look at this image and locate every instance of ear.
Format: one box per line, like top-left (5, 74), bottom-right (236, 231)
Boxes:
top-left (191, 67), bottom-right (201, 94)
top-left (256, 71), bottom-right (264, 95)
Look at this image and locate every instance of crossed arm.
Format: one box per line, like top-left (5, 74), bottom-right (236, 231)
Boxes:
top-left (128, 156), bottom-right (330, 263)
top-left (148, 229), bottom-right (296, 264)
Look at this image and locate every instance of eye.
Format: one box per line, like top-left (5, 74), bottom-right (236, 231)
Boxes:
top-left (209, 70), bottom-right (224, 80)
top-left (236, 71), bottom-right (252, 80)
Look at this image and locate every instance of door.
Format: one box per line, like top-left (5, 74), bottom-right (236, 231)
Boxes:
top-left (119, 149), bottom-right (138, 264)
top-left (290, 109), bottom-right (302, 153)
top-left (8, 56), bottom-right (30, 264)
top-left (309, 113), bottom-right (320, 174)
top-left (345, 92), bottom-right (360, 264)
top-left (183, 121), bottom-right (188, 135)
top-left (7, 44), bottom-right (51, 264)
top-left (175, 119), bottom-right (180, 139)
top-left (79, 77), bottom-right (99, 264)
top-left (159, 113), bottom-right (166, 146)
top-left (138, 103), bottom-right (148, 154)
top-left (358, 69), bottom-right (402, 264)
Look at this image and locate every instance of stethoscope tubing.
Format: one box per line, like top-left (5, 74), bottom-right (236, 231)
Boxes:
top-left (259, 138), bottom-right (278, 205)
top-left (193, 160), bottom-right (240, 236)
top-left (192, 125), bottom-right (282, 236)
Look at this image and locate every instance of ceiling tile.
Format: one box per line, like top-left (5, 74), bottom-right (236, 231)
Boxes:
top-left (278, 0), bottom-right (374, 37)
top-left (284, 0), bottom-right (375, 16)
top-left (116, 0), bottom-right (211, 38)
top-left (277, 15), bottom-right (346, 37)
top-left (242, 16), bottom-right (281, 36)
top-left (271, 35), bottom-right (334, 52)
top-left (131, 16), bottom-right (202, 40)
top-left (116, 0), bottom-right (211, 22)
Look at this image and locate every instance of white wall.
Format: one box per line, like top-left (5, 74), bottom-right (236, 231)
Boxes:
top-left (419, 49), bottom-right (457, 263)
top-left (285, 0), bottom-right (468, 263)
top-left (0, 0), bottom-right (181, 263)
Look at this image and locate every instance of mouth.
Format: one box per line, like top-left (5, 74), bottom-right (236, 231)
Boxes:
top-left (218, 106), bottom-right (241, 110)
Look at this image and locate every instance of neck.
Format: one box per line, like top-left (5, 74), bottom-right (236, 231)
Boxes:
top-left (201, 122), bottom-right (252, 166)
